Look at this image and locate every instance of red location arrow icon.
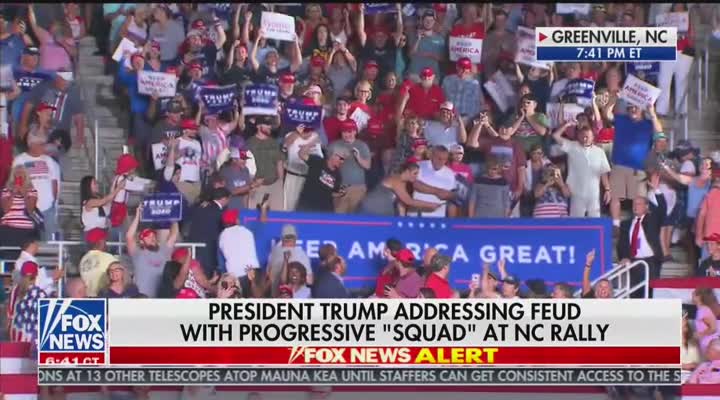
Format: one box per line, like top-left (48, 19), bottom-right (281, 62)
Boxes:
top-left (538, 32), bottom-right (548, 42)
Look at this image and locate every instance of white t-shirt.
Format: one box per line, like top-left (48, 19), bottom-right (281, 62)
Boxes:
top-left (560, 141), bottom-right (611, 199)
top-left (178, 137), bottom-right (202, 182)
top-left (12, 153), bottom-right (60, 211)
top-left (286, 132), bottom-right (323, 175)
top-left (414, 160), bottom-right (456, 218)
top-left (219, 225), bottom-right (260, 278)
top-left (81, 201), bottom-right (110, 231)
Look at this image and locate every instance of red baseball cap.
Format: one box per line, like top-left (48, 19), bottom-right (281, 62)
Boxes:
top-left (456, 57), bottom-right (472, 71)
top-left (139, 228), bottom-right (155, 241)
top-left (190, 259), bottom-right (202, 270)
top-left (21, 261), bottom-right (39, 277)
top-left (191, 20), bottom-right (206, 30)
top-left (310, 55), bottom-right (325, 67)
top-left (364, 60), bottom-right (379, 71)
top-left (280, 73), bottom-right (296, 84)
top-left (341, 119), bottom-right (358, 132)
top-left (176, 288), bottom-right (200, 299)
top-left (221, 209), bottom-right (239, 226)
top-left (115, 154), bottom-right (139, 175)
top-left (36, 102), bottom-right (56, 113)
top-left (130, 52), bottom-right (144, 62)
top-left (85, 228), bottom-right (107, 244)
top-left (434, 4), bottom-right (448, 13)
top-left (300, 96), bottom-right (316, 106)
top-left (171, 247), bottom-right (189, 263)
top-left (180, 119), bottom-right (199, 130)
top-left (395, 248), bottom-right (416, 264)
top-left (166, 66), bottom-right (179, 76)
top-left (420, 67), bottom-right (435, 79)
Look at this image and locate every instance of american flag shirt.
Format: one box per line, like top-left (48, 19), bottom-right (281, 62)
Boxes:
top-left (10, 285), bottom-right (47, 344)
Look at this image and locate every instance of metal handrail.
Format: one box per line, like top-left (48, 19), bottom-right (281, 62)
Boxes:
top-left (573, 260), bottom-right (650, 299)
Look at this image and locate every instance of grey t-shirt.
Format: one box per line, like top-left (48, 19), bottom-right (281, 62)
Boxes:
top-left (470, 177), bottom-right (510, 218)
top-left (408, 33), bottom-right (445, 77)
top-left (131, 244), bottom-right (172, 298)
top-left (220, 165), bottom-right (251, 210)
top-left (423, 120), bottom-right (460, 149)
top-left (327, 139), bottom-right (370, 186)
top-left (149, 20), bottom-right (186, 62)
top-left (28, 81), bottom-right (83, 132)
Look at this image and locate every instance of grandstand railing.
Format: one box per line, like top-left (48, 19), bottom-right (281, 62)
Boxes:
top-left (1, 241), bottom-right (206, 297)
top-left (573, 260), bottom-right (650, 299)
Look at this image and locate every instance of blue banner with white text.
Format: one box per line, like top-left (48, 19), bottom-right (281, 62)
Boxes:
top-left (240, 211), bottom-right (613, 290)
top-left (142, 193), bottom-right (183, 222)
top-left (366, 4), bottom-right (396, 14)
top-left (282, 103), bottom-right (323, 129)
top-left (626, 62), bottom-right (660, 86)
top-left (198, 84), bottom-right (238, 115)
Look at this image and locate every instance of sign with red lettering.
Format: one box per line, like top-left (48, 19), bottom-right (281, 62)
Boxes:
top-left (261, 11), bottom-right (296, 42)
top-left (448, 36), bottom-right (483, 63)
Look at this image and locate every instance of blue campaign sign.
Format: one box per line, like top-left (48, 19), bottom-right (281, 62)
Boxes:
top-left (240, 211), bottom-right (613, 290)
top-left (366, 4), bottom-right (396, 15)
top-left (38, 299), bottom-right (106, 352)
top-left (141, 193), bottom-right (184, 222)
top-left (626, 62), bottom-right (660, 86)
top-left (282, 103), bottom-right (323, 129)
top-left (562, 79), bottom-right (595, 106)
top-left (198, 84), bottom-right (238, 114)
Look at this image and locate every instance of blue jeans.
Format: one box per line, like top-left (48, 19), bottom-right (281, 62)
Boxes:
top-left (41, 205), bottom-right (58, 241)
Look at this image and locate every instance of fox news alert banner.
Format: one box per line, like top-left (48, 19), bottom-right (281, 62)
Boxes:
top-left (535, 27), bottom-right (677, 62)
top-left (36, 298), bottom-right (682, 385)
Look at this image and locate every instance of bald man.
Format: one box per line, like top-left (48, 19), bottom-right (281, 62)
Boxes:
top-left (65, 278), bottom-right (88, 298)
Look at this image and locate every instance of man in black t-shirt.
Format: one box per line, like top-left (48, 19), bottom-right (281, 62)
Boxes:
top-left (579, 249), bottom-right (614, 299)
top-left (296, 147), bottom-right (348, 213)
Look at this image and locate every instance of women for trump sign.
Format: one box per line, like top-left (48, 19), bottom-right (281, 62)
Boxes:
top-left (261, 12), bottom-right (296, 42)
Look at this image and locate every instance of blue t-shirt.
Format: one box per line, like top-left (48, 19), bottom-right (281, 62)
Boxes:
top-left (611, 114), bottom-right (653, 170)
top-left (116, 57), bottom-right (150, 114)
top-left (0, 34), bottom-right (25, 70)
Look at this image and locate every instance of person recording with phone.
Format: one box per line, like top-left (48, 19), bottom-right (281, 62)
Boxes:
top-left (533, 164), bottom-right (570, 218)
top-left (0, 166), bottom-right (40, 247)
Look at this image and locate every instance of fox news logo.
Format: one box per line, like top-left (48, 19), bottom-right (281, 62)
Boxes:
top-left (38, 299), bottom-right (106, 352)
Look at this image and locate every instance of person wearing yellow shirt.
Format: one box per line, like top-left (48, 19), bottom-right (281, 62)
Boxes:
top-left (78, 228), bottom-right (117, 297)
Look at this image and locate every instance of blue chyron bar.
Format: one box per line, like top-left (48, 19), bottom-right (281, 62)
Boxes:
top-left (536, 46), bottom-right (677, 62)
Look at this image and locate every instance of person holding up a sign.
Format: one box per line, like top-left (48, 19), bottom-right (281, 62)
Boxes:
top-left (357, 4), bottom-right (404, 80)
top-left (117, 52), bottom-right (152, 150)
top-left (656, 3), bottom-right (694, 117)
top-left (606, 102), bottom-right (664, 233)
top-left (249, 29), bottom-right (303, 86)
top-left (174, 119), bottom-right (203, 204)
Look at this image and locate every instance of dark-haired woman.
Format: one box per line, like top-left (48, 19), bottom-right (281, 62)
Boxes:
top-left (80, 175), bottom-right (125, 233)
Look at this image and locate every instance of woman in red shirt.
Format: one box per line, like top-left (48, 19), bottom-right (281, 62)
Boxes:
top-left (656, 3), bottom-right (695, 117)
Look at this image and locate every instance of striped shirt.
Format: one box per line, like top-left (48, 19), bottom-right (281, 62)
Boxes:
top-left (0, 189), bottom-right (38, 229)
top-left (200, 125), bottom-right (229, 173)
top-left (533, 188), bottom-right (569, 218)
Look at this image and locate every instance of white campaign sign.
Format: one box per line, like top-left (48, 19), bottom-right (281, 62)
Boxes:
top-left (546, 103), bottom-right (586, 129)
top-left (112, 38), bottom-right (141, 62)
top-left (0, 64), bottom-right (14, 89)
top-left (556, 4), bottom-right (591, 15)
top-left (350, 108), bottom-right (371, 132)
top-left (515, 27), bottom-right (552, 70)
top-left (261, 12), bottom-right (296, 42)
top-left (138, 71), bottom-right (178, 98)
top-left (620, 74), bottom-right (661, 108)
top-left (151, 143), bottom-right (168, 170)
top-left (655, 12), bottom-right (689, 33)
top-left (448, 36), bottom-right (483, 63)
top-left (483, 71), bottom-right (515, 113)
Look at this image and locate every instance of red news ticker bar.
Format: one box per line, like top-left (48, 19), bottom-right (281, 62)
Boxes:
top-left (109, 346), bottom-right (679, 365)
top-left (39, 351), bottom-right (106, 365)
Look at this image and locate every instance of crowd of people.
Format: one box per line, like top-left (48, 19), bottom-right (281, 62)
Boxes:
top-left (2, 2), bottom-right (720, 395)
